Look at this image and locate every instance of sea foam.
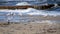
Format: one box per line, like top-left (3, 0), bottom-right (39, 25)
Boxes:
top-left (0, 8), bottom-right (60, 16)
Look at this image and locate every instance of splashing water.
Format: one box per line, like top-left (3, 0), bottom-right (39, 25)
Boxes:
top-left (0, 7), bottom-right (60, 23)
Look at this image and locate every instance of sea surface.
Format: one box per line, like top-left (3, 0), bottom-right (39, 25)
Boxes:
top-left (0, 1), bottom-right (46, 6)
top-left (0, 1), bottom-right (60, 23)
top-left (0, 7), bottom-right (60, 23)
top-left (0, 0), bottom-right (60, 6)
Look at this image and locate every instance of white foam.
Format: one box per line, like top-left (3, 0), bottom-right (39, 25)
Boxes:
top-left (0, 8), bottom-right (60, 16)
top-left (16, 2), bottom-right (31, 6)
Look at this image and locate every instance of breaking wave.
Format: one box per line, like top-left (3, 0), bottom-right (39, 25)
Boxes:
top-left (0, 7), bottom-right (60, 16)
top-left (0, 7), bottom-right (60, 23)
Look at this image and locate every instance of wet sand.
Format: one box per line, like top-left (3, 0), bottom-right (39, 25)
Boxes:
top-left (0, 22), bottom-right (60, 34)
top-left (0, 16), bottom-right (60, 34)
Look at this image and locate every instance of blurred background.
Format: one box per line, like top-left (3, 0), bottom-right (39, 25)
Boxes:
top-left (0, 0), bottom-right (60, 6)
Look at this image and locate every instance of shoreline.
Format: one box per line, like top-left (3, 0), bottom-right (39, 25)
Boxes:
top-left (0, 15), bottom-right (60, 24)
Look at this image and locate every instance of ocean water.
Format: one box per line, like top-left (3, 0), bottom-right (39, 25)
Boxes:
top-left (0, 7), bottom-right (60, 23)
top-left (0, 1), bottom-right (45, 6)
top-left (0, 1), bottom-right (59, 6)
top-left (0, 1), bottom-right (60, 23)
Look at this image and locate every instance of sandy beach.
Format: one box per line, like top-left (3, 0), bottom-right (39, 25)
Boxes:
top-left (0, 22), bottom-right (60, 34)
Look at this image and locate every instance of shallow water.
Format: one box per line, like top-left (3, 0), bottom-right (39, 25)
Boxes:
top-left (0, 7), bottom-right (60, 23)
